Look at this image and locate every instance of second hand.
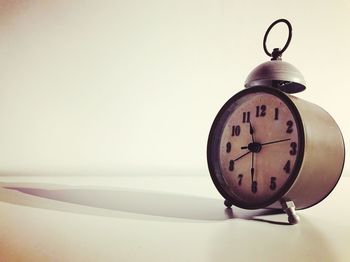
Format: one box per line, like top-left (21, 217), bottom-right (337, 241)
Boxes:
top-left (232, 150), bottom-right (251, 162)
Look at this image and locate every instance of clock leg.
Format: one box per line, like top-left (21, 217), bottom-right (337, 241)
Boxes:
top-left (281, 200), bottom-right (300, 225)
top-left (224, 199), bottom-right (233, 208)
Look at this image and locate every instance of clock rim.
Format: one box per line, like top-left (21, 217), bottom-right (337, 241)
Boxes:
top-left (207, 86), bottom-right (305, 209)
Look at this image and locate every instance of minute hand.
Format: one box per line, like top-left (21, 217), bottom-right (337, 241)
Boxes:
top-left (260, 138), bottom-right (291, 146)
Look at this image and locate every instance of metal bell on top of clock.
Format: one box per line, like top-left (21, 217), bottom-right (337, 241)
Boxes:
top-left (245, 19), bottom-right (306, 94)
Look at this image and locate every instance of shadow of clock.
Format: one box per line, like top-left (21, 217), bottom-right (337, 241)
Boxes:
top-left (0, 184), bottom-right (338, 260)
top-left (1, 184), bottom-right (294, 224)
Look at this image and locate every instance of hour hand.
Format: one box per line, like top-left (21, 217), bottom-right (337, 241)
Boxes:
top-left (248, 122), bottom-right (255, 144)
top-left (249, 122), bottom-right (254, 135)
top-left (241, 122), bottom-right (256, 150)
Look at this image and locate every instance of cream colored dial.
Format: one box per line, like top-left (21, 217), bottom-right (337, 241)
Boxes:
top-left (219, 92), bottom-right (299, 206)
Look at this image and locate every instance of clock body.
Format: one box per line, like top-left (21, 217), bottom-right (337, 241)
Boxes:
top-left (207, 86), bottom-right (345, 210)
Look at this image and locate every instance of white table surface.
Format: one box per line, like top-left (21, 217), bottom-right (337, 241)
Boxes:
top-left (0, 175), bottom-right (349, 261)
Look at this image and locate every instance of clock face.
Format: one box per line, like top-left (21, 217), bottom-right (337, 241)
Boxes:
top-left (208, 86), bottom-right (304, 209)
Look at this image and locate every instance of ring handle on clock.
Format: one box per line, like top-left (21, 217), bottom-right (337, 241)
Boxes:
top-left (263, 19), bottom-right (292, 60)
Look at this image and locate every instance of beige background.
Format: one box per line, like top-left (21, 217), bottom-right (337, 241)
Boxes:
top-left (0, 0), bottom-right (349, 176)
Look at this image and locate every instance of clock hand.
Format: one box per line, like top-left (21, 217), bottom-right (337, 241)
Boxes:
top-left (249, 122), bottom-right (255, 143)
top-left (249, 122), bottom-right (256, 183)
top-left (251, 152), bottom-right (255, 183)
top-left (260, 138), bottom-right (291, 146)
top-left (241, 138), bottom-right (291, 150)
top-left (232, 150), bottom-right (251, 162)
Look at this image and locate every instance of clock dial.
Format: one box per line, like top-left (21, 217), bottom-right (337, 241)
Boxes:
top-left (208, 87), bottom-right (304, 208)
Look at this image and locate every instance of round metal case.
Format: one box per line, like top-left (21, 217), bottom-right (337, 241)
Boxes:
top-left (207, 86), bottom-right (344, 211)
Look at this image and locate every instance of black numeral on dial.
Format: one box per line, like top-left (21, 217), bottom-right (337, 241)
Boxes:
top-left (242, 112), bottom-right (251, 123)
top-left (284, 160), bottom-right (291, 173)
top-left (232, 125), bottom-right (241, 136)
top-left (229, 160), bottom-right (234, 171)
top-left (274, 108), bottom-right (279, 120)
top-left (251, 181), bottom-right (257, 193)
top-left (226, 142), bottom-right (231, 153)
top-left (256, 105), bottom-right (267, 117)
top-left (270, 177), bottom-right (277, 190)
top-left (286, 120), bottom-right (293, 133)
top-left (238, 174), bottom-right (243, 186)
top-left (290, 142), bottom-right (297, 155)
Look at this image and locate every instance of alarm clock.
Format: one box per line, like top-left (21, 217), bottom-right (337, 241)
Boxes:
top-left (207, 19), bottom-right (345, 224)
